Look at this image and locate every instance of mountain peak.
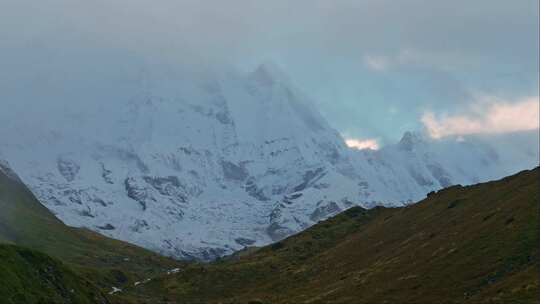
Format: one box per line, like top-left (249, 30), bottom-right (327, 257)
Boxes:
top-left (398, 131), bottom-right (426, 151)
top-left (249, 62), bottom-right (290, 87)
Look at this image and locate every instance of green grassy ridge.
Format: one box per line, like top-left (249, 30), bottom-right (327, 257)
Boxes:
top-left (0, 169), bottom-right (181, 297)
top-left (1, 163), bottom-right (538, 303)
top-left (116, 203), bottom-right (384, 303)
top-left (0, 244), bottom-right (107, 304)
top-left (131, 168), bottom-right (539, 304)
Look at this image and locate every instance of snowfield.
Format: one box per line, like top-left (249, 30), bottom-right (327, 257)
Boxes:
top-left (1, 64), bottom-right (537, 260)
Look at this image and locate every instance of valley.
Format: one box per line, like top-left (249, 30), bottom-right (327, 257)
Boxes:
top-left (1, 160), bottom-right (538, 303)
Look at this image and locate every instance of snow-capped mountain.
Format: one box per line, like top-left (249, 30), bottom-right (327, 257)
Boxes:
top-left (348, 130), bottom-right (538, 206)
top-left (1, 64), bottom-right (537, 260)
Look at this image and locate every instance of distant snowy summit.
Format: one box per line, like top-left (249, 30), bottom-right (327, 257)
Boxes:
top-left (1, 64), bottom-right (537, 260)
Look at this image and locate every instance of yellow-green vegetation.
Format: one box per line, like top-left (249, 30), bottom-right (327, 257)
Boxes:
top-left (0, 169), bottom-right (181, 301)
top-left (0, 244), bottom-right (107, 304)
top-left (129, 168), bottom-right (539, 304)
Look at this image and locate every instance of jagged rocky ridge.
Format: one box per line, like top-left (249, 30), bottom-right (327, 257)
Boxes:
top-left (1, 64), bottom-right (538, 260)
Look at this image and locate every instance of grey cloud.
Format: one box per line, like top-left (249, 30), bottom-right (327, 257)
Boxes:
top-left (0, 0), bottom-right (538, 142)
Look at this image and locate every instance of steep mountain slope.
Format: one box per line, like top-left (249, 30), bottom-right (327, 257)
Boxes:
top-left (1, 64), bottom-right (537, 260)
top-left (128, 167), bottom-right (540, 304)
top-left (1, 64), bottom-right (362, 260)
top-left (0, 161), bottom-right (180, 294)
top-left (0, 245), bottom-right (107, 304)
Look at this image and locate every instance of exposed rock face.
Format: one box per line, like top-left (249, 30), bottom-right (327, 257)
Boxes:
top-left (100, 163), bottom-right (114, 184)
top-left (221, 161), bottom-right (249, 182)
top-left (234, 237), bottom-right (256, 246)
top-left (310, 202), bottom-right (341, 222)
top-left (124, 177), bottom-right (152, 211)
top-left (57, 157), bottom-right (80, 182)
top-left (1, 65), bottom-right (537, 261)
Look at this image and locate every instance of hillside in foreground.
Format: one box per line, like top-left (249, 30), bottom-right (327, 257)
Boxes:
top-left (1, 163), bottom-right (538, 303)
top-left (0, 163), bottom-right (181, 302)
top-left (128, 167), bottom-right (539, 304)
top-left (0, 244), bottom-right (107, 304)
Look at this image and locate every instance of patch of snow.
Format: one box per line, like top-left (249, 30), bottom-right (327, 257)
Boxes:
top-left (1, 64), bottom-right (537, 261)
top-left (109, 287), bottom-right (122, 295)
top-left (166, 268), bottom-right (181, 275)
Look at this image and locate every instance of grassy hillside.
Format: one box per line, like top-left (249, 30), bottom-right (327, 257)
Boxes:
top-left (0, 244), bottom-right (107, 304)
top-left (130, 167), bottom-right (540, 304)
top-left (0, 168), bottom-right (181, 298)
top-left (1, 162), bottom-right (538, 303)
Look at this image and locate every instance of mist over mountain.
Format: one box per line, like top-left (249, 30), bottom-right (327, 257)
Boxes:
top-left (2, 0), bottom-right (538, 144)
top-left (1, 2), bottom-right (539, 304)
top-left (1, 62), bottom-right (537, 260)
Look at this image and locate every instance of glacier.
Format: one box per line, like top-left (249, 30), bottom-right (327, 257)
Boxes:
top-left (1, 63), bottom-right (538, 260)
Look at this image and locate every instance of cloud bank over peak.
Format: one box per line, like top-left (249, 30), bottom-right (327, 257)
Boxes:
top-left (422, 96), bottom-right (539, 139)
top-left (0, 0), bottom-right (538, 144)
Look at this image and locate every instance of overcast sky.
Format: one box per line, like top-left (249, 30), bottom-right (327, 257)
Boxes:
top-left (1, 0), bottom-right (538, 147)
